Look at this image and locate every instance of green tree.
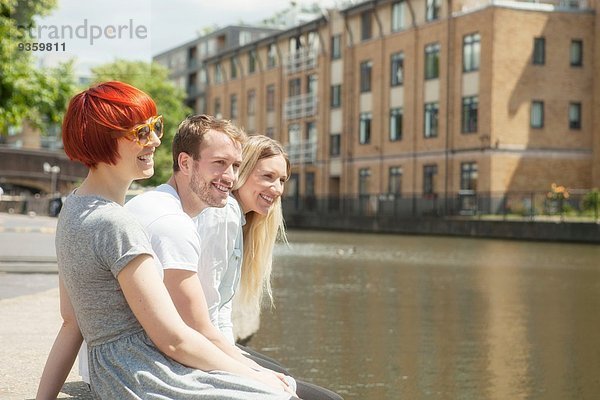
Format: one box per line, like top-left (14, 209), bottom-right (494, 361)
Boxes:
top-left (0, 0), bottom-right (77, 135)
top-left (583, 189), bottom-right (600, 220)
top-left (11, 61), bottom-right (78, 127)
top-left (91, 60), bottom-right (192, 186)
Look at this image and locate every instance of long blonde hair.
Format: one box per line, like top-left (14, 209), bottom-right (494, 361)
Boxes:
top-left (233, 135), bottom-right (290, 313)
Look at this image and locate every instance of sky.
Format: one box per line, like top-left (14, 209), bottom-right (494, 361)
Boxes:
top-left (30, 0), bottom-right (346, 76)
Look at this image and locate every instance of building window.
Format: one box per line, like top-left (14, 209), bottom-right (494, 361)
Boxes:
top-left (306, 74), bottom-right (318, 95)
top-left (308, 31), bottom-right (319, 52)
top-left (359, 168), bottom-right (371, 195)
top-left (391, 52), bottom-right (404, 86)
top-left (533, 37), bottom-right (545, 65)
top-left (423, 164), bottom-right (437, 196)
top-left (239, 31), bottom-right (252, 46)
top-left (463, 33), bottom-right (480, 72)
top-left (462, 96), bottom-right (478, 133)
top-left (361, 11), bottom-right (372, 41)
top-left (330, 85), bottom-right (341, 108)
top-left (215, 63), bottom-right (223, 83)
top-left (460, 162), bottom-right (478, 191)
top-left (199, 66), bottom-right (208, 85)
top-left (390, 108), bottom-right (403, 141)
top-left (289, 123), bottom-right (301, 144)
top-left (331, 35), bottom-right (341, 60)
top-left (570, 39), bottom-right (583, 67)
top-left (187, 72), bottom-right (197, 94)
top-left (569, 102), bottom-right (582, 130)
top-left (330, 134), bottom-right (341, 156)
top-left (247, 90), bottom-right (256, 116)
top-left (306, 172), bottom-right (315, 197)
top-left (530, 101), bottom-right (544, 128)
top-left (424, 102), bottom-right (439, 138)
top-left (214, 97), bottom-right (221, 118)
top-left (360, 60), bottom-right (372, 92)
top-left (248, 50), bottom-right (257, 74)
top-left (266, 84), bottom-right (275, 112)
top-left (188, 46), bottom-right (197, 67)
top-left (197, 95), bottom-right (206, 114)
top-left (266, 127), bottom-right (275, 138)
top-left (230, 94), bottom-right (238, 119)
top-left (230, 58), bottom-right (238, 79)
top-left (426, 0), bottom-right (441, 22)
top-left (306, 121), bottom-right (317, 143)
top-left (208, 39), bottom-right (218, 55)
top-left (359, 112), bottom-right (372, 144)
top-left (290, 36), bottom-right (302, 53)
top-left (289, 78), bottom-right (301, 97)
top-left (389, 166), bottom-right (402, 195)
top-left (267, 43), bottom-right (277, 68)
top-left (288, 78), bottom-right (302, 97)
top-left (391, 1), bottom-right (405, 32)
top-left (425, 43), bottom-right (440, 79)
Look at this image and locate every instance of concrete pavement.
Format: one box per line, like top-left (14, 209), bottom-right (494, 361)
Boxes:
top-left (0, 212), bottom-right (58, 274)
top-left (0, 288), bottom-right (91, 399)
top-left (0, 212), bottom-right (89, 399)
top-left (0, 212), bottom-right (58, 299)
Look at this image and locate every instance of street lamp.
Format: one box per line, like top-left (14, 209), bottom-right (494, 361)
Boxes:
top-left (43, 162), bottom-right (61, 196)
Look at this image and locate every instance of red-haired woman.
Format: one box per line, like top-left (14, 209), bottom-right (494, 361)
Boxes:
top-left (36, 81), bottom-right (296, 399)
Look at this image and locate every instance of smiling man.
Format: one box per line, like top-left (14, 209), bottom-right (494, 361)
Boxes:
top-left (124, 114), bottom-right (267, 366)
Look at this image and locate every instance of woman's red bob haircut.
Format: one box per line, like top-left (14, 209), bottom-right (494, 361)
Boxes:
top-left (62, 81), bottom-right (157, 168)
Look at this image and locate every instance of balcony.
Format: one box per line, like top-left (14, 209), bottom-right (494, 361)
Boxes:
top-left (284, 94), bottom-right (317, 120)
top-left (286, 140), bottom-right (317, 165)
top-left (187, 83), bottom-right (207, 98)
top-left (286, 48), bottom-right (317, 74)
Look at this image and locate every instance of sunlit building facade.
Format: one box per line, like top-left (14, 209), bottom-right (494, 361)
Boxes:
top-left (153, 26), bottom-right (281, 112)
top-left (158, 0), bottom-right (599, 215)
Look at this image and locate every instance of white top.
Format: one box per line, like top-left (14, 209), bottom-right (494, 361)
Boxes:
top-left (125, 184), bottom-right (201, 274)
top-left (195, 195), bottom-right (244, 344)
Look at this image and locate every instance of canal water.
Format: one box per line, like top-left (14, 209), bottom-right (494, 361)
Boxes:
top-left (250, 230), bottom-right (600, 400)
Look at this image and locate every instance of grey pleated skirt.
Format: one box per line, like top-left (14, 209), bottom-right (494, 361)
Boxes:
top-left (87, 330), bottom-right (293, 400)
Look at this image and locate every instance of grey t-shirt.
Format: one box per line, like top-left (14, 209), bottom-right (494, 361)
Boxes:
top-left (56, 194), bottom-right (154, 346)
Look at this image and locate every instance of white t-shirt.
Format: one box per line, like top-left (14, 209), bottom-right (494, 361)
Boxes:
top-left (125, 184), bottom-right (201, 274)
top-left (195, 195), bottom-right (244, 344)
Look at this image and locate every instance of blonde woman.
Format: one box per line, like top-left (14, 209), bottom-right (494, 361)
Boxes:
top-left (196, 135), bottom-right (343, 400)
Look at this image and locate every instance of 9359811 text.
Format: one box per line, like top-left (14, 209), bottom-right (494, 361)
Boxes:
top-left (17, 42), bottom-right (66, 52)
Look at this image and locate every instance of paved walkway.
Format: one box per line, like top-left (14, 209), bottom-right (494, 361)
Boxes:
top-left (0, 213), bottom-right (90, 398)
top-left (0, 288), bottom-right (91, 399)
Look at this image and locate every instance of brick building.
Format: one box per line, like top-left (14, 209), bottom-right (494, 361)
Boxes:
top-left (156, 0), bottom-right (599, 214)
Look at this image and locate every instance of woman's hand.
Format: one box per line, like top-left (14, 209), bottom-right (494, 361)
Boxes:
top-left (250, 369), bottom-right (298, 397)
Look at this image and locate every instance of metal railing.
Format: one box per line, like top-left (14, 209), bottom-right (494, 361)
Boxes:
top-left (285, 48), bottom-right (317, 74)
top-left (282, 190), bottom-right (600, 221)
top-left (285, 140), bottom-right (317, 165)
top-left (4, 191), bottom-right (597, 221)
top-left (284, 93), bottom-right (317, 120)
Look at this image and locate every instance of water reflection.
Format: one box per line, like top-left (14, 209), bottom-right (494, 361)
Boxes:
top-left (249, 231), bottom-right (600, 400)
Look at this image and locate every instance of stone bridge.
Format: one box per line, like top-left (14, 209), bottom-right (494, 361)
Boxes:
top-left (0, 146), bottom-right (87, 195)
